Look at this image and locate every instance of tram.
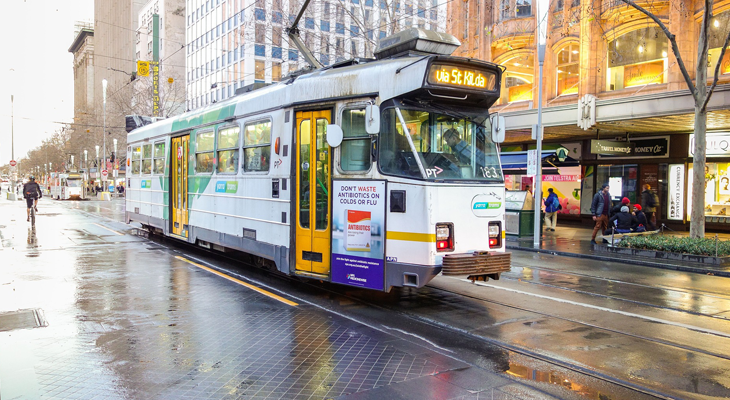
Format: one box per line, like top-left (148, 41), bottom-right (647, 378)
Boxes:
top-left (51, 172), bottom-right (87, 200)
top-left (126, 28), bottom-right (510, 291)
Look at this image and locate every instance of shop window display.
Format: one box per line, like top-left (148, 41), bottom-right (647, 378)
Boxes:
top-left (706, 11), bottom-right (730, 79)
top-left (606, 26), bottom-right (668, 91)
top-left (556, 44), bottom-right (579, 96)
top-left (687, 163), bottom-right (730, 221)
top-left (596, 164), bottom-right (638, 203)
top-left (499, 53), bottom-right (534, 102)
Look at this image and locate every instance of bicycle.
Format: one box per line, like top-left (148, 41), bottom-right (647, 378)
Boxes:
top-left (29, 200), bottom-right (36, 227)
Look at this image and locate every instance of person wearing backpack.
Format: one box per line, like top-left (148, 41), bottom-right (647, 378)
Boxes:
top-left (543, 188), bottom-right (560, 232)
top-left (641, 184), bottom-right (659, 228)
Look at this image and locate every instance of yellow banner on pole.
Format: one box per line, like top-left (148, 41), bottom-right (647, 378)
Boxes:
top-left (152, 62), bottom-right (160, 117)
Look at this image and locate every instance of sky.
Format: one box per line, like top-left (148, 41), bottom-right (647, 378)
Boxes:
top-left (0, 0), bottom-right (94, 166)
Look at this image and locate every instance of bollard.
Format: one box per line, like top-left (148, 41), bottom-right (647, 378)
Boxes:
top-left (611, 227), bottom-right (615, 247)
top-left (716, 233), bottom-right (719, 258)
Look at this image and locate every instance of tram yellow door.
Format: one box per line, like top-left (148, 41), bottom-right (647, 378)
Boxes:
top-left (295, 110), bottom-right (332, 275)
top-left (171, 135), bottom-right (189, 237)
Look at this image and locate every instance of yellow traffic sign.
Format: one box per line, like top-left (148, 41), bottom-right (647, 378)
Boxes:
top-left (137, 61), bottom-right (150, 77)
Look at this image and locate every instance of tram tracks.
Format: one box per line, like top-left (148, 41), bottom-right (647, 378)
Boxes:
top-left (146, 237), bottom-right (677, 399)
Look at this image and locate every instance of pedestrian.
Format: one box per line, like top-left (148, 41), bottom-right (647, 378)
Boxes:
top-left (525, 185), bottom-right (533, 197)
top-left (590, 184), bottom-right (612, 244)
top-left (633, 204), bottom-right (651, 231)
top-left (610, 197), bottom-right (631, 217)
top-left (641, 184), bottom-right (658, 228)
top-left (544, 188), bottom-right (560, 231)
top-left (607, 205), bottom-right (639, 234)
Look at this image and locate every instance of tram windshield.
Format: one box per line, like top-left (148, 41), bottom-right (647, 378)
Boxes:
top-left (379, 107), bottom-right (503, 182)
top-left (66, 179), bottom-right (82, 187)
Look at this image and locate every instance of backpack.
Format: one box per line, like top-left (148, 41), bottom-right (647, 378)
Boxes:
top-left (646, 191), bottom-right (657, 207)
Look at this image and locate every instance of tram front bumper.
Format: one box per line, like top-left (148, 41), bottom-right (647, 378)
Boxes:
top-left (440, 251), bottom-right (511, 278)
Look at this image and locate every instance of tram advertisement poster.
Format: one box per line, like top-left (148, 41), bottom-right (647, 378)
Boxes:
top-left (331, 180), bottom-right (386, 290)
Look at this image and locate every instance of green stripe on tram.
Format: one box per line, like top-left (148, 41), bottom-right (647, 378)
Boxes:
top-left (170, 104), bottom-right (236, 132)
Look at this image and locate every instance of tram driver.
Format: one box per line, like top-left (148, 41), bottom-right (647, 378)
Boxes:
top-left (443, 127), bottom-right (501, 179)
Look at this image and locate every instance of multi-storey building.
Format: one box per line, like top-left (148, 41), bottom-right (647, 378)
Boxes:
top-left (69, 23), bottom-right (96, 129)
top-left (135, 0), bottom-right (187, 117)
top-left (449, 0), bottom-right (730, 230)
top-left (185, 0), bottom-right (445, 110)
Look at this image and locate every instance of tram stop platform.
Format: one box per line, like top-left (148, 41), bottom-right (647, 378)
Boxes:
top-left (0, 195), bottom-right (544, 399)
top-left (506, 221), bottom-right (730, 278)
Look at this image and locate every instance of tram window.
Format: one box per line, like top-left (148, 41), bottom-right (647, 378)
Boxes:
top-left (142, 144), bottom-right (153, 175)
top-left (131, 145), bottom-right (142, 175)
top-left (153, 142), bottom-right (165, 174)
top-left (195, 130), bottom-right (215, 173)
top-left (340, 108), bottom-right (371, 172)
top-left (217, 126), bottom-right (240, 174)
top-left (379, 108), bottom-right (503, 181)
top-left (243, 120), bottom-right (271, 172)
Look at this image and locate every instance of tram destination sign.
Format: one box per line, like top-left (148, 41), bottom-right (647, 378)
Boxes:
top-left (427, 63), bottom-right (497, 91)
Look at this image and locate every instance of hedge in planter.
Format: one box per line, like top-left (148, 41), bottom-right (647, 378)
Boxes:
top-left (617, 235), bottom-right (730, 257)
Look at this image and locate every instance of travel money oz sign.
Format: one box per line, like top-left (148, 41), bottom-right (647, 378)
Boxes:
top-left (331, 180), bottom-right (386, 290)
top-left (592, 136), bottom-right (669, 158)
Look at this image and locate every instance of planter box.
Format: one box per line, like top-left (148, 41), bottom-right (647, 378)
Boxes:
top-left (596, 245), bottom-right (730, 265)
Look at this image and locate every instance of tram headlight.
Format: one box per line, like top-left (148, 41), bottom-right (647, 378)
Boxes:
top-left (488, 222), bottom-right (502, 248)
top-left (435, 223), bottom-right (454, 252)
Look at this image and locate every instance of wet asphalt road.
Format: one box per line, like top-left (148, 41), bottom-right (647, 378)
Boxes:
top-left (2, 196), bottom-right (730, 399)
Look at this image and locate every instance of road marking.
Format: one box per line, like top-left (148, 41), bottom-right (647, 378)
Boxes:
top-left (453, 277), bottom-right (730, 339)
top-left (92, 223), bottom-right (124, 236)
top-left (175, 256), bottom-right (298, 306)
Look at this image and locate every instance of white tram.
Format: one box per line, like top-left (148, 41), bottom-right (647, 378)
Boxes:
top-left (126, 29), bottom-right (510, 291)
top-left (51, 172), bottom-right (87, 200)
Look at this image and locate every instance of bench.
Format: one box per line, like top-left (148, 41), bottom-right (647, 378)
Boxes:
top-left (602, 229), bottom-right (660, 244)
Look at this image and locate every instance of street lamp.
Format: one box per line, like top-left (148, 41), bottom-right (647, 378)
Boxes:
top-left (102, 78), bottom-right (108, 192)
top-left (95, 145), bottom-right (100, 166)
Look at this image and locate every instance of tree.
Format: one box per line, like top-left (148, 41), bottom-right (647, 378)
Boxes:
top-left (609, 0), bottom-right (730, 238)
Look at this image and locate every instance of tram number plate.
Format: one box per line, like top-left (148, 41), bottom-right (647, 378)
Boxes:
top-left (302, 251), bottom-right (323, 262)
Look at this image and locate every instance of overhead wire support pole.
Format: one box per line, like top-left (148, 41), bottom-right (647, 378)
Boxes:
top-left (533, 0), bottom-right (548, 248)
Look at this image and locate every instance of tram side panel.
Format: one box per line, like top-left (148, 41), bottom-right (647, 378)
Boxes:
top-left (185, 111), bottom-right (293, 272)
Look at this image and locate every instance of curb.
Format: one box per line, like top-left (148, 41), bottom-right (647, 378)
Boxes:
top-left (506, 244), bottom-right (730, 278)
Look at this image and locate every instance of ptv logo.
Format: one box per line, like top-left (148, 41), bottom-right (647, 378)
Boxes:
top-left (425, 166), bottom-right (443, 178)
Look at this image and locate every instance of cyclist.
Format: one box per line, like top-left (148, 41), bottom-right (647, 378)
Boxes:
top-left (23, 176), bottom-right (42, 222)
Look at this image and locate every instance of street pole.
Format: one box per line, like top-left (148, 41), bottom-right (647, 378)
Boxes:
top-left (533, 0), bottom-right (548, 248)
top-left (102, 78), bottom-right (107, 193)
top-left (9, 94), bottom-right (16, 200)
top-left (84, 150), bottom-right (88, 170)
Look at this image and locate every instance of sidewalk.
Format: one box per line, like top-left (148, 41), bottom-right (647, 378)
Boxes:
top-left (507, 221), bottom-right (730, 277)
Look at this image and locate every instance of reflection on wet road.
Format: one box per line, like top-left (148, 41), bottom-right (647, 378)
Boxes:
top-left (13, 197), bottom-right (730, 399)
top-left (1, 198), bottom-right (540, 399)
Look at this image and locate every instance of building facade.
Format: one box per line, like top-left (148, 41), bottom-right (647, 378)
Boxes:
top-left (68, 24), bottom-right (96, 129)
top-left (448, 0), bottom-right (730, 229)
top-left (185, 0), bottom-right (445, 110)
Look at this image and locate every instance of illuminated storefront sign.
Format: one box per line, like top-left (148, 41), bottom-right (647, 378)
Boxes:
top-left (623, 60), bottom-right (664, 88)
top-left (428, 64), bottom-right (496, 90)
top-left (593, 136), bottom-right (669, 158)
top-left (689, 132), bottom-right (730, 157)
top-left (668, 164), bottom-right (685, 220)
top-left (508, 83), bottom-right (533, 102)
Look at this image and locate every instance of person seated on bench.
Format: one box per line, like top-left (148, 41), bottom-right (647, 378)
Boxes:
top-left (633, 204), bottom-right (653, 231)
top-left (605, 205), bottom-right (638, 234)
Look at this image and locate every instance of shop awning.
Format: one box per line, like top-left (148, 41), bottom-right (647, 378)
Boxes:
top-left (500, 151), bottom-right (579, 174)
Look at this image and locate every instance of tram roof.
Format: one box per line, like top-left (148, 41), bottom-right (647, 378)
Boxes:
top-left (127, 55), bottom-right (436, 142)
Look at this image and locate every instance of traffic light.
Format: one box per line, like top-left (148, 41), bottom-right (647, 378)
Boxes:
top-left (110, 152), bottom-right (115, 163)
